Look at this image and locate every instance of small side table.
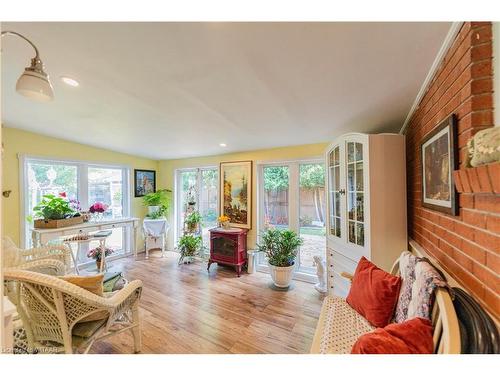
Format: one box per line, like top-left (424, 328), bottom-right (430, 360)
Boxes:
top-left (63, 234), bottom-right (110, 273)
top-left (142, 218), bottom-right (169, 259)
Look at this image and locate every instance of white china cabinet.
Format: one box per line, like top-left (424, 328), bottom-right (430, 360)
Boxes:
top-left (326, 133), bottom-right (407, 296)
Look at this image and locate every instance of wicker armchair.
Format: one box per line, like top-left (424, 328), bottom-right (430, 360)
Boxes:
top-left (3, 236), bottom-right (72, 273)
top-left (4, 269), bottom-right (143, 354)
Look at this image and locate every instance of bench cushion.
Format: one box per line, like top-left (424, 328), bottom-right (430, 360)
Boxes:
top-left (317, 296), bottom-right (375, 354)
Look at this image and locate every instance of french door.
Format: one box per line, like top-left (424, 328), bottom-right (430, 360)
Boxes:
top-left (175, 167), bottom-right (218, 249)
top-left (257, 160), bottom-right (326, 279)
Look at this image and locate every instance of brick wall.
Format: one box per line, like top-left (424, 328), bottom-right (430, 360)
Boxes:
top-left (405, 22), bottom-right (499, 319)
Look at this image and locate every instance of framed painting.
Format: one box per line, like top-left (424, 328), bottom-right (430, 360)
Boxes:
top-left (134, 169), bottom-right (156, 197)
top-left (421, 114), bottom-right (458, 216)
top-left (220, 161), bottom-right (252, 229)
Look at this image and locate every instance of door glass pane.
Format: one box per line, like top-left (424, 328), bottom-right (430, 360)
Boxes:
top-left (328, 146), bottom-right (341, 238)
top-left (347, 142), bottom-right (365, 246)
top-left (200, 169), bottom-right (218, 248)
top-left (299, 163), bottom-right (326, 270)
top-left (263, 166), bottom-right (289, 228)
top-left (88, 167), bottom-right (124, 219)
top-left (178, 170), bottom-right (197, 236)
top-left (26, 161), bottom-right (78, 245)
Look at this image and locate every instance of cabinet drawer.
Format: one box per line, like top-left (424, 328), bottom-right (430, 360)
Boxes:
top-left (100, 223), bottom-right (123, 230)
top-left (62, 226), bottom-right (99, 236)
top-left (328, 248), bottom-right (357, 298)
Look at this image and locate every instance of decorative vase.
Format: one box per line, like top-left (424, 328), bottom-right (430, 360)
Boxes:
top-left (269, 263), bottom-right (295, 288)
top-left (96, 258), bottom-right (105, 271)
top-left (92, 212), bottom-right (104, 222)
top-left (222, 222), bottom-right (230, 229)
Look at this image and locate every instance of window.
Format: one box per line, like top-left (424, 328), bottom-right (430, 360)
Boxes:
top-left (175, 167), bottom-right (218, 249)
top-left (258, 160), bottom-right (325, 279)
top-left (21, 156), bottom-right (130, 253)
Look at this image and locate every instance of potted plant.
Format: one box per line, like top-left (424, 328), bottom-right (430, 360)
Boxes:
top-left (257, 228), bottom-right (303, 288)
top-left (142, 189), bottom-right (171, 217)
top-left (185, 211), bottom-right (202, 233)
top-left (177, 234), bottom-right (203, 264)
top-left (87, 246), bottom-right (114, 270)
top-left (32, 193), bottom-right (83, 228)
top-left (89, 201), bottom-right (108, 222)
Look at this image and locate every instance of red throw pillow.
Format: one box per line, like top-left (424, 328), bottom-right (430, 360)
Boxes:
top-left (351, 317), bottom-right (434, 354)
top-left (346, 257), bottom-right (401, 327)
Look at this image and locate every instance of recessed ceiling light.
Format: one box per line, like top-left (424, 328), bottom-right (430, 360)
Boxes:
top-left (219, 143), bottom-right (227, 147)
top-left (60, 76), bottom-right (79, 87)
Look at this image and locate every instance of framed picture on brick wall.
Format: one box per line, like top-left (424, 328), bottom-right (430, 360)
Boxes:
top-left (420, 114), bottom-right (459, 215)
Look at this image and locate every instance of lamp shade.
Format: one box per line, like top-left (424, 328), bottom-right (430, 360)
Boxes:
top-left (16, 70), bottom-right (54, 102)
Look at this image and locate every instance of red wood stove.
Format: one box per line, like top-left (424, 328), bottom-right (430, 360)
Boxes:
top-left (208, 228), bottom-right (248, 276)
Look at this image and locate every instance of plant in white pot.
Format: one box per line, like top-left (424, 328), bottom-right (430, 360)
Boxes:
top-left (257, 228), bottom-right (303, 288)
top-left (142, 189), bottom-right (171, 218)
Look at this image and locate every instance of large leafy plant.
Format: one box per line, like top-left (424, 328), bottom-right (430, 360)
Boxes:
top-left (257, 228), bottom-right (303, 267)
top-left (142, 189), bottom-right (171, 217)
top-left (33, 194), bottom-right (78, 220)
top-left (177, 234), bottom-right (203, 264)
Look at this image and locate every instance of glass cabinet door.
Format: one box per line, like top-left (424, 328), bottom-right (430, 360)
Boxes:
top-left (328, 146), bottom-right (341, 238)
top-left (347, 142), bottom-right (365, 246)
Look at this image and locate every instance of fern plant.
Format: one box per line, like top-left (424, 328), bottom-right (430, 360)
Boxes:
top-left (257, 228), bottom-right (303, 267)
top-left (142, 189), bottom-right (171, 217)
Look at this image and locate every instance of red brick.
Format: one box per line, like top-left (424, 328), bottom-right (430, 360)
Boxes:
top-left (471, 94), bottom-right (493, 111)
top-left (483, 288), bottom-right (500, 320)
top-left (474, 230), bottom-right (500, 254)
top-left (470, 26), bottom-right (493, 46)
top-left (459, 193), bottom-right (474, 209)
top-left (476, 195), bottom-right (500, 214)
top-left (472, 263), bottom-right (499, 294)
top-left (455, 221), bottom-right (475, 240)
top-left (452, 170), bottom-right (464, 193)
top-left (487, 162), bottom-right (500, 194)
top-left (476, 165), bottom-right (493, 192)
top-left (471, 60), bottom-right (492, 79)
top-left (471, 110), bottom-right (494, 127)
top-left (466, 167), bottom-right (481, 192)
top-left (462, 209), bottom-right (487, 228)
top-left (461, 239), bottom-right (486, 263)
top-left (486, 215), bottom-right (500, 234)
top-left (486, 251), bottom-right (500, 273)
top-left (439, 215), bottom-right (456, 231)
top-left (471, 43), bottom-right (492, 61)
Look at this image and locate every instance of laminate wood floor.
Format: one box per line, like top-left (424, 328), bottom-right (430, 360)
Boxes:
top-left (91, 251), bottom-right (325, 354)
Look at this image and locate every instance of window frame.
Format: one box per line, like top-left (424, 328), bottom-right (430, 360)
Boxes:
top-left (256, 157), bottom-right (325, 283)
top-left (19, 154), bottom-right (131, 248)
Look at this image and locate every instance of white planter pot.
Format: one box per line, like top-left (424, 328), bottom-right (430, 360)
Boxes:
top-left (148, 206), bottom-right (160, 215)
top-left (268, 264), bottom-right (295, 288)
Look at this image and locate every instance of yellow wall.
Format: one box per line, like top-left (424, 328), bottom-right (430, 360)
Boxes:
top-left (158, 142), bottom-right (328, 250)
top-left (2, 127), bottom-right (159, 246)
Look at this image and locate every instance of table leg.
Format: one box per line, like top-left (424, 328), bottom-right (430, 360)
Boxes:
top-left (99, 239), bottom-right (105, 273)
top-left (31, 231), bottom-right (39, 247)
top-left (67, 243), bottom-right (80, 275)
top-left (133, 224), bottom-right (139, 259)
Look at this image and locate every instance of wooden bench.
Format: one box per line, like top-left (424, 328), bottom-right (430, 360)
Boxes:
top-left (310, 246), bottom-right (461, 354)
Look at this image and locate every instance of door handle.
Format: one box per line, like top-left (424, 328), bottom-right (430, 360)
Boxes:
top-left (339, 189), bottom-right (346, 195)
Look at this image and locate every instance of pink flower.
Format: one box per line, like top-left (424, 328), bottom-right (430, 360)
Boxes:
top-left (89, 202), bottom-right (108, 213)
top-left (59, 192), bottom-right (67, 198)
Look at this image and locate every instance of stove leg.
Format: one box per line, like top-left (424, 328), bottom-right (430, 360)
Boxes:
top-left (236, 265), bottom-right (242, 277)
top-left (207, 260), bottom-right (213, 272)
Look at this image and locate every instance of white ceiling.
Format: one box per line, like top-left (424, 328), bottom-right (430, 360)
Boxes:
top-left (1, 22), bottom-right (451, 160)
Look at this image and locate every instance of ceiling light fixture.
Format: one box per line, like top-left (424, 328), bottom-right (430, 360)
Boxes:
top-left (1, 30), bottom-right (54, 102)
top-left (61, 76), bottom-right (79, 87)
top-left (219, 143), bottom-right (227, 147)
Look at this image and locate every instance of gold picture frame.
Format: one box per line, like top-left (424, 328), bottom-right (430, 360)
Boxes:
top-left (219, 161), bottom-right (252, 229)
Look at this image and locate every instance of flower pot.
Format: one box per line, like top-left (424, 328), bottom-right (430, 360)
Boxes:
top-left (268, 264), bottom-right (295, 288)
top-left (148, 206), bottom-right (160, 215)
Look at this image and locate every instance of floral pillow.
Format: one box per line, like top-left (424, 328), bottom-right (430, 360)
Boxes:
top-left (406, 260), bottom-right (448, 320)
top-left (393, 252), bottom-right (419, 323)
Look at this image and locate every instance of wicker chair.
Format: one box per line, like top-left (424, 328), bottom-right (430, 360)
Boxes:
top-left (3, 236), bottom-right (72, 273)
top-left (4, 269), bottom-right (143, 354)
